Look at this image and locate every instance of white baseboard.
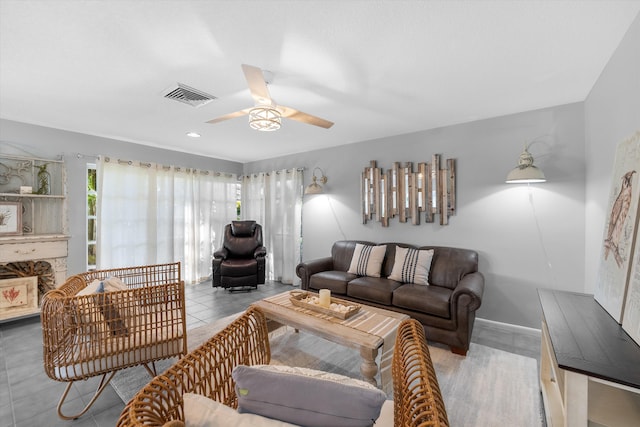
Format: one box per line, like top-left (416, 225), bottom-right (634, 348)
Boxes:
top-left (475, 317), bottom-right (541, 339)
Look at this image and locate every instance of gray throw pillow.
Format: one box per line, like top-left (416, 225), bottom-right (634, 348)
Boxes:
top-left (232, 365), bottom-right (387, 427)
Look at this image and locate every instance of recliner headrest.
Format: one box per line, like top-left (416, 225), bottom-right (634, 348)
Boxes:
top-left (231, 220), bottom-right (257, 237)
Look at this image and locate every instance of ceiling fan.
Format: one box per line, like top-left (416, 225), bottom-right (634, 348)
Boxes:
top-left (206, 64), bottom-right (334, 132)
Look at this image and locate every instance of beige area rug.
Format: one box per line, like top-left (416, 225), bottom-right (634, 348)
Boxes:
top-left (111, 314), bottom-right (543, 427)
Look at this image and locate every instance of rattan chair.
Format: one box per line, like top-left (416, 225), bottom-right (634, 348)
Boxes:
top-left (117, 306), bottom-right (270, 426)
top-left (118, 308), bottom-right (448, 427)
top-left (393, 318), bottom-right (449, 427)
top-left (41, 262), bottom-right (187, 420)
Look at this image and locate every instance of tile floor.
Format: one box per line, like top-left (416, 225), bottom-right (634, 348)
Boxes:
top-left (0, 280), bottom-right (541, 427)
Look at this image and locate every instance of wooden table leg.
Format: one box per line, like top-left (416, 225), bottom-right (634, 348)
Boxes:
top-left (360, 347), bottom-right (379, 387)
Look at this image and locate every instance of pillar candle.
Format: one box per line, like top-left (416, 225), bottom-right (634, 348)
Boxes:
top-left (319, 289), bottom-right (331, 308)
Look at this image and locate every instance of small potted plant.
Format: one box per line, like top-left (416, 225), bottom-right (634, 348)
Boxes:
top-left (36, 163), bottom-right (51, 195)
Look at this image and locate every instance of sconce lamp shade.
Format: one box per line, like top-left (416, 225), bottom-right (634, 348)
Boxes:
top-left (305, 167), bottom-right (328, 194)
top-left (506, 147), bottom-right (546, 183)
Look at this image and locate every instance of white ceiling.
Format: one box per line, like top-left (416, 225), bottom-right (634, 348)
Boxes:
top-left (1, 1), bottom-right (639, 163)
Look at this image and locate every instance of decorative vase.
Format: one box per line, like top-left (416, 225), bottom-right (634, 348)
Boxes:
top-left (36, 164), bottom-right (51, 195)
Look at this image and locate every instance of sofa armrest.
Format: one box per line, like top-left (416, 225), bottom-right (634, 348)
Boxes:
top-left (451, 271), bottom-right (484, 313)
top-left (296, 257), bottom-right (334, 290)
top-left (214, 247), bottom-right (229, 260)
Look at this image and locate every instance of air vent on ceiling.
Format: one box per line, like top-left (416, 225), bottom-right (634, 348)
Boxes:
top-left (163, 83), bottom-right (217, 107)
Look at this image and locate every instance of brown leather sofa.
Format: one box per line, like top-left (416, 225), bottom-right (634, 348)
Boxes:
top-left (296, 240), bottom-right (484, 355)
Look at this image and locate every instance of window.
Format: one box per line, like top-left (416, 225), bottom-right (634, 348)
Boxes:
top-left (87, 164), bottom-right (97, 270)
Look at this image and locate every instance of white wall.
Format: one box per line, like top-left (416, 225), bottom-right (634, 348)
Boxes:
top-left (585, 13), bottom-right (640, 293)
top-left (245, 102), bottom-right (586, 329)
top-left (0, 119), bottom-right (242, 275)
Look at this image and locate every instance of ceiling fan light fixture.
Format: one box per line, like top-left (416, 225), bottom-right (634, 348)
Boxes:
top-left (249, 106), bottom-right (281, 131)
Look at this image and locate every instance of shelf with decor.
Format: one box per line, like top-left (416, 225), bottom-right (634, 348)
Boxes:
top-left (0, 153), bottom-right (69, 322)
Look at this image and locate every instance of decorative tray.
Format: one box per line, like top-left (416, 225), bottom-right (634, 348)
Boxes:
top-left (289, 290), bottom-right (361, 320)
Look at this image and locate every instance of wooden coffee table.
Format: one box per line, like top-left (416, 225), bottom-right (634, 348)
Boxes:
top-left (252, 291), bottom-right (409, 390)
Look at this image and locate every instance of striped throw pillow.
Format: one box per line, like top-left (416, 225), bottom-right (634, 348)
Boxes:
top-left (388, 247), bottom-right (434, 285)
top-left (347, 244), bottom-right (387, 277)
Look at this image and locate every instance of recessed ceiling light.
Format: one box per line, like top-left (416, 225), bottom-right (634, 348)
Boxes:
top-left (186, 132), bottom-right (201, 138)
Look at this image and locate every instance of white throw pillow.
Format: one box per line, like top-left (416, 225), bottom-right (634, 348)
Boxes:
top-left (388, 247), bottom-right (434, 285)
top-left (74, 277), bottom-right (130, 336)
top-left (76, 276), bottom-right (128, 296)
top-left (183, 393), bottom-right (299, 427)
top-left (347, 244), bottom-right (387, 277)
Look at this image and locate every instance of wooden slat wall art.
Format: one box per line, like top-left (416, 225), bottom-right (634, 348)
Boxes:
top-left (361, 161), bottom-right (379, 224)
top-left (361, 156), bottom-right (456, 227)
top-left (379, 172), bottom-right (389, 227)
top-left (417, 162), bottom-right (427, 213)
top-left (439, 166), bottom-right (448, 225)
top-left (425, 161), bottom-right (434, 223)
top-left (361, 168), bottom-right (369, 223)
top-left (432, 154), bottom-right (442, 225)
top-left (398, 163), bottom-right (408, 223)
top-left (410, 164), bottom-right (420, 225)
top-left (391, 163), bottom-right (400, 217)
top-left (447, 159), bottom-right (456, 217)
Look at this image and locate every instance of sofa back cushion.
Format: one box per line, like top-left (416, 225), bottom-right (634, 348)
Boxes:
top-left (330, 241), bottom-right (478, 291)
top-left (331, 240), bottom-right (376, 272)
top-left (422, 246), bottom-right (478, 290)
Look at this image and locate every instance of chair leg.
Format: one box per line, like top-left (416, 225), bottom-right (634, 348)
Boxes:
top-left (56, 371), bottom-right (117, 420)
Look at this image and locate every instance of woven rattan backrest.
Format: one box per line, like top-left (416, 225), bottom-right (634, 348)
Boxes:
top-left (117, 306), bottom-right (271, 427)
top-left (393, 319), bottom-right (449, 427)
top-left (41, 262), bottom-right (186, 382)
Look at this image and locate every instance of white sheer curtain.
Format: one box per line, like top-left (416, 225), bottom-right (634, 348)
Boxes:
top-left (97, 157), bottom-right (238, 284)
top-left (241, 168), bottom-right (303, 285)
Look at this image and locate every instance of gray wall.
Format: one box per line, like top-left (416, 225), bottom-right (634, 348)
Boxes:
top-left (585, 13), bottom-right (640, 293)
top-left (245, 103), bottom-right (586, 329)
top-left (1, 13), bottom-right (637, 329)
top-left (0, 119), bottom-right (242, 275)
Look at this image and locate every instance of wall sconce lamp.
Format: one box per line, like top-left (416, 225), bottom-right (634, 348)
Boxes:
top-left (305, 167), bottom-right (328, 195)
top-left (505, 145), bottom-right (547, 184)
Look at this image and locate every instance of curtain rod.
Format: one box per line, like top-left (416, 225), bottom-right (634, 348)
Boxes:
top-left (241, 167), bottom-right (304, 179)
top-left (101, 156), bottom-right (236, 178)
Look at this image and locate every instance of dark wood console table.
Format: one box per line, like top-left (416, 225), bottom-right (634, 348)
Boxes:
top-left (538, 289), bottom-right (640, 426)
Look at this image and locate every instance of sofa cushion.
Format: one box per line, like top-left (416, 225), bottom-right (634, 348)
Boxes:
top-left (309, 270), bottom-right (357, 295)
top-left (233, 364), bottom-right (387, 427)
top-left (347, 277), bottom-right (403, 306)
top-left (220, 258), bottom-right (258, 277)
top-left (425, 246), bottom-right (478, 290)
top-left (388, 247), bottom-right (434, 285)
top-left (331, 240), bottom-right (376, 272)
top-left (393, 284), bottom-right (452, 319)
top-left (348, 244), bottom-right (387, 277)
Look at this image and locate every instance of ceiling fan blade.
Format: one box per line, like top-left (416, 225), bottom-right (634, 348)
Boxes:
top-left (279, 105), bottom-right (334, 129)
top-left (206, 108), bottom-right (252, 124)
top-left (242, 64), bottom-right (272, 105)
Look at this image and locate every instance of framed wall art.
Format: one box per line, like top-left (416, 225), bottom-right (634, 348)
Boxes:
top-left (595, 131), bottom-right (640, 323)
top-left (621, 131), bottom-right (640, 343)
top-left (0, 201), bottom-right (22, 236)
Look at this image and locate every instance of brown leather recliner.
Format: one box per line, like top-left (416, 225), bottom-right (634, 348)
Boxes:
top-left (212, 221), bottom-right (267, 291)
